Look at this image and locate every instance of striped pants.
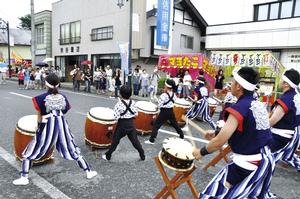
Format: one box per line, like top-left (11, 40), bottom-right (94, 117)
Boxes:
top-left (199, 146), bottom-right (275, 199)
top-left (21, 111), bottom-right (90, 177)
top-left (272, 126), bottom-right (300, 171)
top-left (186, 99), bottom-right (217, 130)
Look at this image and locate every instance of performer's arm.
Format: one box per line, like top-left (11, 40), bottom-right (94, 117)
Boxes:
top-left (193, 114), bottom-right (237, 159)
top-left (269, 105), bottom-right (285, 127)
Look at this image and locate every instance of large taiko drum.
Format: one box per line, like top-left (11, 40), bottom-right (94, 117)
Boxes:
top-left (207, 97), bottom-right (218, 117)
top-left (85, 107), bottom-right (117, 148)
top-left (173, 98), bottom-right (191, 126)
top-left (159, 137), bottom-right (195, 172)
top-left (14, 115), bottom-right (54, 164)
top-left (134, 101), bottom-right (159, 135)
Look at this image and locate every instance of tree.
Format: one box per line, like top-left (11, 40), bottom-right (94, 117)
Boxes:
top-left (18, 14), bottom-right (31, 30)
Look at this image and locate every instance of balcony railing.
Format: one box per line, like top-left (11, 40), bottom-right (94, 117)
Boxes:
top-left (59, 36), bottom-right (81, 45)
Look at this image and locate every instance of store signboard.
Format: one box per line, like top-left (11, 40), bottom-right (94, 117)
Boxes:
top-left (156, 0), bottom-right (171, 47)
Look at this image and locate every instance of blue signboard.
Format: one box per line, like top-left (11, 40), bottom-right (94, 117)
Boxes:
top-left (156, 0), bottom-right (171, 47)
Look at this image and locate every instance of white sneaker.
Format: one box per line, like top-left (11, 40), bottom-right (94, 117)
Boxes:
top-left (144, 140), bottom-right (155, 145)
top-left (86, 170), bottom-right (98, 179)
top-left (13, 176), bottom-right (29, 186)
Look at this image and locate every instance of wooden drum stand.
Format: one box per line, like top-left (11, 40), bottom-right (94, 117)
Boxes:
top-left (153, 157), bottom-right (199, 199)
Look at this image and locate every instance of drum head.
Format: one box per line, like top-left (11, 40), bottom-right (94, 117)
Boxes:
top-left (89, 107), bottom-right (115, 121)
top-left (162, 137), bottom-right (194, 160)
top-left (135, 101), bottom-right (158, 113)
top-left (17, 115), bottom-right (38, 134)
top-left (208, 97), bottom-right (218, 106)
top-left (175, 98), bottom-right (191, 108)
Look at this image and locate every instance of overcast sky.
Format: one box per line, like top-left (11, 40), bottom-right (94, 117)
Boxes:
top-left (0, 0), bottom-right (243, 28)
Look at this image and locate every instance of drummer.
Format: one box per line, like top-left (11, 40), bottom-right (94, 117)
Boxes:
top-left (269, 69), bottom-right (300, 170)
top-left (13, 73), bottom-right (97, 186)
top-left (186, 86), bottom-right (217, 130)
top-left (102, 85), bottom-right (145, 161)
top-left (145, 79), bottom-right (184, 144)
top-left (193, 67), bottom-right (274, 198)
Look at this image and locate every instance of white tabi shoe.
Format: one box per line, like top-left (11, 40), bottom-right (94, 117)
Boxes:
top-left (86, 170), bottom-right (98, 179)
top-left (13, 176), bottom-right (29, 186)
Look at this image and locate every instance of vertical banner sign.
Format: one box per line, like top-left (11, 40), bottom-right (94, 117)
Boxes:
top-left (156, 0), bottom-right (170, 47)
top-left (119, 42), bottom-right (129, 75)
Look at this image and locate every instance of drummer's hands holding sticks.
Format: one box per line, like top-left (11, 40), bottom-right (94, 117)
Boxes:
top-left (204, 130), bottom-right (216, 140)
top-left (192, 148), bottom-right (202, 160)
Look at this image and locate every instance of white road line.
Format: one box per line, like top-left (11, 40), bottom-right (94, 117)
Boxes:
top-left (75, 111), bottom-right (87, 116)
top-left (0, 146), bottom-right (71, 199)
top-left (9, 92), bottom-right (32, 99)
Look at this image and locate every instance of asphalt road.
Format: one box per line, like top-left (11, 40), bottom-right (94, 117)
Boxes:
top-left (0, 81), bottom-right (299, 199)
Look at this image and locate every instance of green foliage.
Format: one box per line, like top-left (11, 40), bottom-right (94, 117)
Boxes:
top-left (158, 77), bottom-right (167, 89)
top-left (18, 14), bottom-right (31, 30)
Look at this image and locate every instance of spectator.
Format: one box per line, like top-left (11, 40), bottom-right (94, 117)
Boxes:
top-left (70, 65), bottom-right (77, 91)
top-left (106, 65), bottom-right (113, 91)
top-left (29, 70), bottom-right (36, 89)
top-left (74, 66), bottom-right (83, 92)
top-left (17, 69), bottom-right (25, 89)
top-left (140, 69), bottom-right (149, 97)
top-left (100, 68), bottom-right (106, 94)
top-left (214, 69), bottom-right (225, 98)
top-left (114, 68), bottom-right (122, 97)
top-left (132, 68), bottom-right (140, 96)
top-left (182, 70), bottom-right (192, 98)
top-left (35, 68), bottom-right (42, 89)
top-left (24, 68), bottom-right (30, 89)
top-left (94, 68), bottom-right (101, 94)
top-left (149, 67), bottom-right (160, 102)
top-left (83, 68), bottom-right (92, 93)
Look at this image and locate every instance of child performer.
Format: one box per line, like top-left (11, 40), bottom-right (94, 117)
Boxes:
top-left (13, 73), bottom-right (97, 186)
top-left (145, 79), bottom-right (184, 144)
top-left (186, 86), bottom-right (217, 130)
top-left (102, 85), bottom-right (145, 161)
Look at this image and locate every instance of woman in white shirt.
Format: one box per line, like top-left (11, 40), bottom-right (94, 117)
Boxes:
top-left (182, 70), bottom-right (192, 98)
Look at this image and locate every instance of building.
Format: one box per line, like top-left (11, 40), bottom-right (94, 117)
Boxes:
top-left (0, 28), bottom-right (31, 65)
top-left (34, 10), bottom-right (52, 64)
top-left (205, 0), bottom-right (300, 71)
top-left (52, 0), bottom-right (146, 81)
top-left (139, 0), bottom-right (207, 64)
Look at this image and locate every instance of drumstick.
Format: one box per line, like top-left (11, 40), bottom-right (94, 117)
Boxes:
top-left (212, 96), bottom-right (223, 104)
top-left (181, 115), bottom-right (207, 136)
top-left (183, 119), bottom-right (196, 147)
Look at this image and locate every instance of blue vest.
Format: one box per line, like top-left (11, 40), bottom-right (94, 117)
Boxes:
top-left (272, 89), bottom-right (300, 130)
top-left (225, 95), bottom-right (272, 155)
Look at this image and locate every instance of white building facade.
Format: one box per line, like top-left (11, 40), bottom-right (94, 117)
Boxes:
top-left (205, 0), bottom-right (300, 71)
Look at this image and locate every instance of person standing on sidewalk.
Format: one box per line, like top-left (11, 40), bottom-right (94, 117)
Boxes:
top-left (149, 67), bottom-right (160, 102)
top-left (132, 68), bottom-right (140, 96)
top-left (106, 65), bottom-right (113, 92)
top-left (114, 69), bottom-right (122, 97)
top-left (70, 65), bottom-right (77, 91)
top-left (140, 69), bottom-right (149, 97)
top-left (83, 68), bottom-right (92, 93)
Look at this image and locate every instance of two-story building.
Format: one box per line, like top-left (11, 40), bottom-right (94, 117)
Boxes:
top-left (205, 0), bottom-right (300, 71)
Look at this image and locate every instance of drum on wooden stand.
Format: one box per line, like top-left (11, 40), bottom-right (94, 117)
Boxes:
top-left (159, 137), bottom-right (195, 172)
top-left (134, 101), bottom-right (159, 135)
top-left (207, 97), bottom-right (218, 117)
top-left (173, 98), bottom-right (191, 127)
top-left (14, 115), bottom-right (54, 164)
top-left (85, 107), bottom-right (117, 148)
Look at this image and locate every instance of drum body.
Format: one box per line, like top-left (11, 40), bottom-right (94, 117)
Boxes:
top-left (134, 101), bottom-right (159, 135)
top-left (85, 107), bottom-right (117, 148)
top-left (14, 115), bottom-right (54, 164)
top-left (159, 137), bottom-right (194, 172)
top-left (173, 98), bottom-right (191, 126)
top-left (207, 97), bottom-right (218, 117)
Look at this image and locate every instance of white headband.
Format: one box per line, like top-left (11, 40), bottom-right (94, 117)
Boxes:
top-left (282, 74), bottom-right (298, 88)
top-left (165, 81), bottom-right (172, 88)
top-left (232, 70), bottom-right (257, 91)
top-left (45, 81), bottom-right (59, 89)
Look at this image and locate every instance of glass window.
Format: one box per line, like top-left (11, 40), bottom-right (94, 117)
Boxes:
top-left (70, 21), bottom-right (80, 43)
top-left (257, 4), bottom-right (268, 20)
top-left (180, 34), bottom-right (193, 49)
top-left (174, 9), bottom-right (183, 23)
top-left (36, 24), bottom-right (44, 44)
top-left (91, 26), bottom-right (113, 41)
top-left (184, 19), bottom-right (192, 25)
top-left (295, 0), bottom-right (300, 17)
top-left (269, 3), bottom-right (279, 19)
top-left (60, 23), bottom-right (70, 44)
top-left (280, 1), bottom-right (293, 18)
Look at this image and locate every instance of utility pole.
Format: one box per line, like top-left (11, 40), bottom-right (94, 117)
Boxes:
top-left (128, 0), bottom-right (133, 87)
top-left (31, 0), bottom-right (35, 67)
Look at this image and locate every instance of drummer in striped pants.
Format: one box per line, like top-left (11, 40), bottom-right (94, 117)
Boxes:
top-left (13, 73), bottom-right (97, 186)
top-left (269, 69), bottom-right (300, 171)
top-left (102, 85), bottom-right (145, 161)
top-left (186, 86), bottom-right (217, 130)
top-left (193, 67), bottom-right (275, 198)
top-left (145, 79), bottom-right (184, 144)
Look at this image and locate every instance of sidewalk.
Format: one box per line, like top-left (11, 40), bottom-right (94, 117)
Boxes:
top-left (8, 77), bottom-right (153, 102)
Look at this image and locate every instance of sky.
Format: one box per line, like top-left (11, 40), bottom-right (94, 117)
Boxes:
top-left (0, 0), bottom-right (244, 28)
